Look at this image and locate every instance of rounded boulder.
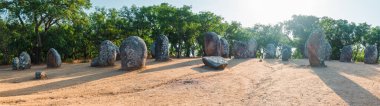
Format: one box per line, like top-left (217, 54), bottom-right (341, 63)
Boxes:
top-left (204, 32), bottom-right (221, 56)
top-left (120, 36), bottom-right (148, 71)
top-left (46, 48), bottom-right (62, 68)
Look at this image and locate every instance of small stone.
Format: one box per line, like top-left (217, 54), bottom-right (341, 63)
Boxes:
top-left (364, 45), bottom-right (378, 64)
top-left (35, 71), bottom-right (47, 80)
top-left (202, 56), bottom-right (228, 69)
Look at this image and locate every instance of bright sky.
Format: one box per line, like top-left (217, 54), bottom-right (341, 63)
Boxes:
top-left (90, 0), bottom-right (380, 27)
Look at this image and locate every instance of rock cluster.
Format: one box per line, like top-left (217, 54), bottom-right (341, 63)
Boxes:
top-left (120, 36), bottom-right (148, 71)
top-left (46, 48), bottom-right (62, 68)
top-left (12, 52), bottom-right (31, 70)
top-left (364, 45), bottom-right (378, 64)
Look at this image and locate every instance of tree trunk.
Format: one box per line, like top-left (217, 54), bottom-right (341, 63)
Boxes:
top-left (35, 24), bottom-right (42, 64)
top-left (1, 49), bottom-right (9, 65)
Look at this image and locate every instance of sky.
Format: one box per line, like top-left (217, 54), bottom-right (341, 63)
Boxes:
top-left (90, 0), bottom-right (380, 27)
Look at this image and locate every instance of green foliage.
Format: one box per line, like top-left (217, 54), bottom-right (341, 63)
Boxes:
top-left (0, 2), bottom-right (378, 64)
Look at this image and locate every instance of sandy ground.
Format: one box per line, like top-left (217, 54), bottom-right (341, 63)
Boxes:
top-left (0, 58), bottom-right (380, 105)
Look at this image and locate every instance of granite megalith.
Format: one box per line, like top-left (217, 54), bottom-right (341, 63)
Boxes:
top-left (306, 29), bottom-right (328, 67)
top-left (46, 48), bottom-right (62, 68)
top-left (120, 36), bottom-right (148, 71)
top-left (364, 45), bottom-right (378, 64)
top-left (339, 45), bottom-right (353, 62)
top-left (204, 32), bottom-right (221, 56)
top-left (155, 35), bottom-right (170, 61)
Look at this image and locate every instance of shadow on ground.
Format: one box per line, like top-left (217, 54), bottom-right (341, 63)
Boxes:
top-left (292, 59), bottom-right (380, 105)
top-left (0, 69), bottom-right (125, 97)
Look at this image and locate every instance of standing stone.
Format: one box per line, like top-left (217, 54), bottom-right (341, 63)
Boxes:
top-left (232, 41), bottom-right (250, 58)
top-left (204, 32), bottom-right (221, 56)
top-left (364, 45), bottom-right (378, 64)
top-left (306, 29), bottom-right (328, 67)
top-left (324, 42), bottom-right (332, 60)
top-left (264, 44), bottom-right (276, 59)
top-left (202, 56), bottom-right (228, 69)
top-left (339, 45), bottom-right (353, 62)
top-left (19, 52), bottom-right (31, 70)
top-left (220, 38), bottom-right (229, 58)
top-left (155, 35), bottom-right (170, 61)
top-left (247, 38), bottom-right (258, 58)
top-left (91, 40), bottom-right (118, 67)
top-left (150, 41), bottom-right (156, 58)
top-left (120, 36), bottom-right (147, 71)
top-left (281, 45), bottom-right (292, 61)
top-left (46, 48), bottom-right (62, 68)
top-left (12, 57), bottom-right (20, 70)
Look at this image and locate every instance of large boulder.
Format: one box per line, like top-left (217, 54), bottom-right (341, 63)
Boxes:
top-left (364, 45), bottom-right (378, 64)
top-left (232, 41), bottom-right (250, 58)
top-left (204, 32), bottom-right (221, 56)
top-left (46, 48), bottom-right (62, 68)
top-left (306, 29), bottom-right (328, 67)
top-left (155, 35), bottom-right (170, 61)
top-left (19, 52), bottom-right (31, 70)
top-left (91, 40), bottom-right (118, 67)
top-left (264, 44), bottom-right (276, 59)
top-left (12, 57), bottom-right (19, 70)
top-left (247, 38), bottom-right (258, 58)
top-left (220, 38), bottom-right (229, 58)
top-left (120, 36), bottom-right (148, 71)
top-left (324, 42), bottom-right (332, 60)
top-left (281, 45), bottom-right (292, 61)
top-left (339, 45), bottom-right (353, 62)
top-left (202, 56), bottom-right (228, 69)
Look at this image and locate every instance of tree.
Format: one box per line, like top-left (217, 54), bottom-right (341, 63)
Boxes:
top-left (284, 15), bottom-right (319, 58)
top-left (1, 0), bottom-right (91, 64)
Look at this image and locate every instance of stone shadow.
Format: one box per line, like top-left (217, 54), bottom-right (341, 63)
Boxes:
top-left (290, 59), bottom-right (380, 105)
top-left (0, 69), bottom-right (125, 97)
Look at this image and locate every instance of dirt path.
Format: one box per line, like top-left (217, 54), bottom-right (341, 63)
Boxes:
top-left (0, 58), bottom-right (380, 105)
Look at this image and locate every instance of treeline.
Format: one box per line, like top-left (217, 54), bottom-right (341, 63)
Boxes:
top-left (0, 1), bottom-right (379, 64)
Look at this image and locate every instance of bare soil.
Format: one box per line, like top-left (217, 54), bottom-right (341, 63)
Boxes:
top-left (1, 58), bottom-right (380, 105)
